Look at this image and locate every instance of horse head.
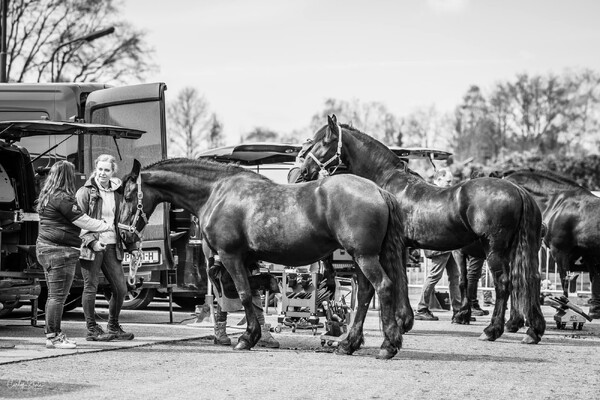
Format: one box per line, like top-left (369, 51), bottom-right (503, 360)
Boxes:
top-left (119, 159), bottom-right (154, 246)
top-left (300, 114), bottom-right (344, 180)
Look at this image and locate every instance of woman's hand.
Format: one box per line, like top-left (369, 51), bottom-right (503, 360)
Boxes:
top-left (92, 241), bottom-right (107, 252)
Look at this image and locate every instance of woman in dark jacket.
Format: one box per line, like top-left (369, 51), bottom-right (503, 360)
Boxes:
top-left (36, 161), bottom-right (110, 349)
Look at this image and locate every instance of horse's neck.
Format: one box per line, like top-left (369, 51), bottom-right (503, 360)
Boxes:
top-left (344, 133), bottom-right (409, 188)
top-left (510, 175), bottom-right (585, 211)
top-left (145, 169), bottom-right (216, 215)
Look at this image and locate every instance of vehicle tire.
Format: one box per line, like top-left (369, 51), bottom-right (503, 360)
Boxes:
top-left (173, 296), bottom-right (205, 310)
top-left (119, 288), bottom-right (156, 310)
top-left (37, 287), bottom-right (82, 313)
top-left (0, 307), bottom-right (15, 318)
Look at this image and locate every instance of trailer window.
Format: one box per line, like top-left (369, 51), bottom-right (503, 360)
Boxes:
top-left (18, 134), bottom-right (79, 172)
top-left (85, 99), bottom-right (166, 242)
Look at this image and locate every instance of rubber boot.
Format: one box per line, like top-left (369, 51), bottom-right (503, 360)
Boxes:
top-left (256, 323), bottom-right (280, 348)
top-left (213, 321), bottom-right (231, 346)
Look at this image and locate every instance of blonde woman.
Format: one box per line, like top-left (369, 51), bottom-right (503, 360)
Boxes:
top-left (36, 161), bottom-right (110, 349)
top-left (77, 154), bottom-right (140, 341)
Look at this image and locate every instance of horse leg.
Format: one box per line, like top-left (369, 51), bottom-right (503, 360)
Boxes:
top-left (452, 251), bottom-right (472, 325)
top-left (552, 250), bottom-right (573, 298)
top-left (336, 269), bottom-right (373, 356)
top-left (505, 249), bottom-right (526, 334)
top-left (589, 265), bottom-right (600, 318)
top-left (505, 295), bottom-right (525, 333)
top-left (219, 253), bottom-right (260, 350)
top-left (395, 247), bottom-right (414, 334)
top-left (480, 258), bottom-right (510, 341)
top-left (521, 260), bottom-right (546, 345)
top-left (355, 255), bottom-right (402, 360)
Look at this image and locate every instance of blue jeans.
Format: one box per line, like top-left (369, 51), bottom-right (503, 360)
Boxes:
top-left (417, 251), bottom-right (461, 313)
top-left (79, 244), bottom-right (127, 330)
top-left (36, 241), bottom-right (79, 337)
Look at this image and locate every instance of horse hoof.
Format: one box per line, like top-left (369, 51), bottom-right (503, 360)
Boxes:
top-left (334, 344), bottom-right (354, 356)
top-left (505, 319), bottom-right (524, 333)
top-left (478, 332), bottom-right (496, 342)
top-left (376, 348), bottom-right (397, 360)
top-left (234, 341), bottom-right (252, 350)
top-left (521, 335), bottom-right (540, 345)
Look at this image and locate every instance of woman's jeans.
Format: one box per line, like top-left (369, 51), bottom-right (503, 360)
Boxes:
top-left (79, 244), bottom-right (127, 330)
top-left (36, 242), bottom-right (79, 337)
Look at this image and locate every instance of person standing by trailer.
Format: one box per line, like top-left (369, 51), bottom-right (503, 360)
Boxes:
top-left (76, 154), bottom-right (140, 342)
top-left (36, 161), bottom-right (111, 349)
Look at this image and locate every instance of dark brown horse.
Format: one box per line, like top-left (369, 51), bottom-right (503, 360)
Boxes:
top-left (502, 169), bottom-right (600, 315)
top-left (301, 115), bottom-right (546, 344)
top-left (119, 158), bottom-right (410, 359)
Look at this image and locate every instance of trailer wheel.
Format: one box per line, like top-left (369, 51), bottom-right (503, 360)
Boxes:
top-left (119, 288), bottom-right (156, 310)
top-left (37, 288), bottom-right (82, 312)
top-left (0, 307), bottom-right (15, 318)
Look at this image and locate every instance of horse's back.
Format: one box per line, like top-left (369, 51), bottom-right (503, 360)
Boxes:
top-left (545, 191), bottom-right (600, 251)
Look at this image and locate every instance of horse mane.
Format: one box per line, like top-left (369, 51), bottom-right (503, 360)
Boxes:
top-left (329, 124), bottom-right (411, 172)
top-left (506, 168), bottom-right (587, 191)
top-left (140, 157), bottom-right (271, 182)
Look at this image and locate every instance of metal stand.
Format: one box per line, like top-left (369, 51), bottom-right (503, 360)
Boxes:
top-left (30, 278), bottom-right (38, 326)
top-left (168, 287), bottom-right (173, 324)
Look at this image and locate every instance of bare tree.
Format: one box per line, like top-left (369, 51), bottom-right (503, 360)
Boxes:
top-left (453, 85), bottom-right (500, 163)
top-left (243, 127), bottom-right (279, 142)
top-left (206, 113), bottom-right (225, 149)
top-left (399, 105), bottom-right (453, 149)
top-left (168, 87), bottom-right (220, 158)
top-left (310, 98), bottom-right (401, 145)
top-left (561, 69), bottom-right (600, 154)
top-left (6, 0), bottom-right (155, 83)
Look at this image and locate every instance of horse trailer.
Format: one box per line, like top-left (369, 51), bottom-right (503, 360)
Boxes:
top-left (0, 82), bottom-right (207, 316)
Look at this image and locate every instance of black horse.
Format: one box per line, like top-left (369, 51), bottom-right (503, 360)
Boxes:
top-left (502, 169), bottom-right (600, 316)
top-left (301, 115), bottom-right (546, 344)
top-left (119, 158), bottom-right (410, 359)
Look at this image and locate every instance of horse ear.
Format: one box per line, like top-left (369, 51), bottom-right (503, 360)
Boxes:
top-left (132, 159), bottom-right (141, 178)
top-left (326, 114), bottom-right (339, 143)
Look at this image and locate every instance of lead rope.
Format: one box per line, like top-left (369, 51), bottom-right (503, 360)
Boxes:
top-left (128, 248), bottom-right (142, 287)
top-left (124, 174), bottom-right (146, 287)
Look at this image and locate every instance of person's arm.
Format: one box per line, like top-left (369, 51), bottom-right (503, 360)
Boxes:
top-left (72, 214), bottom-right (110, 232)
top-left (75, 186), bottom-right (102, 250)
top-left (57, 194), bottom-right (109, 233)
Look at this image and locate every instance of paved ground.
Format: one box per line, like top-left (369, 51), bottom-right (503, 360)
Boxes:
top-left (0, 291), bottom-right (599, 399)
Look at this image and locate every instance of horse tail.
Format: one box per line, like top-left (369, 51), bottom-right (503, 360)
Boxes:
top-left (377, 188), bottom-right (412, 332)
top-left (510, 185), bottom-right (543, 318)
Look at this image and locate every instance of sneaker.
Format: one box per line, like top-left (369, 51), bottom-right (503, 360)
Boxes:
top-left (414, 310), bottom-right (439, 321)
top-left (108, 324), bottom-right (135, 340)
top-left (589, 306), bottom-right (600, 320)
top-left (86, 325), bottom-right (116, 342)
top-left (46, 333), bottom-right (77, 349)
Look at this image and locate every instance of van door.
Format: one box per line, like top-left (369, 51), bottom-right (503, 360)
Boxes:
top-left (84, 83), bottom-right (172, 272)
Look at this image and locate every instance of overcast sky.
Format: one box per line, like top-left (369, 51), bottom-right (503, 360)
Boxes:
top-left (121, 0), bottom-right (600, 144)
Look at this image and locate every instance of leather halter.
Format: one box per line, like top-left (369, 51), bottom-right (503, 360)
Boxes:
top-left (118, 173), bottom-right (147, 242)
top-left (117, 173), bottom-right (147, 286)
top-left (306, 123), bottom-right (344, 177)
